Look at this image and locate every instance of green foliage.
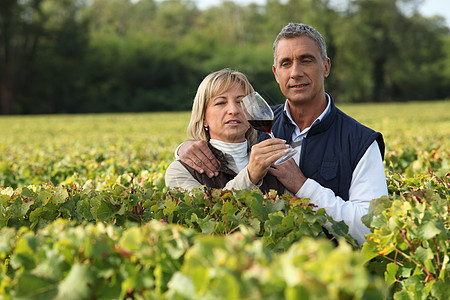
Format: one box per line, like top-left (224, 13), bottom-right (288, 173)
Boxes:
top-left (0, 219), bottom-right (385, 299)
top-left (0, 112), bottom-right (190, 188)
top-left (0, 177), bottom-right (352, 249)
top-left (362, 173), bottom-right (449, 299)
top-left (0, 219), bottom-right (197, 299)
top-left (167, 234), bottom-right (386, 299)
top-left (0, 102), bottom-right (449, 297)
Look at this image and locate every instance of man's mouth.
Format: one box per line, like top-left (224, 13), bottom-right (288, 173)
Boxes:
top-left (290, 83), bottom-right (309, 88)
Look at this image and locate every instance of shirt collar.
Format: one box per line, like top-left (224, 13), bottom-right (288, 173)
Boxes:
top-left (283, 93), bottom-right (331, 140)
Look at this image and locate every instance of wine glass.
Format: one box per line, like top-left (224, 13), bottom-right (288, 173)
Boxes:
top-left (241, 91), bottom-right (297, 165)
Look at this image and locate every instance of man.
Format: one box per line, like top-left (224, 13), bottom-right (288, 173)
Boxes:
top-left (176, 23), bottom-right (388, 245)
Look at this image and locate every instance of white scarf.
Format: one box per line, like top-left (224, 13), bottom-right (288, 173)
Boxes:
top-left (209, 139), bottom-right (249, 172)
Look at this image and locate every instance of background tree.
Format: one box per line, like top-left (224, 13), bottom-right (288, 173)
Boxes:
top-left (334, 0), bottom-right (449, 102)
top-left (0, 0), bottom-right (448, 114)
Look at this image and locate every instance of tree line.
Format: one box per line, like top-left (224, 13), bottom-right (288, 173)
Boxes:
top-left (1, 0), bottom-right (449, 114)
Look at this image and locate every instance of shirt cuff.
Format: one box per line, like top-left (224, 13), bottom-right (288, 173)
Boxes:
top-left (295, 178), bottom-right (321, 204)
top-left (244, 166), bottom-right (262, 188)
top-left (174, 143), bottom-right (183, 160)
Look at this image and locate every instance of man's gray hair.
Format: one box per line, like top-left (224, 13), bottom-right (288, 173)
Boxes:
top-left (273, 23), bottom-right (328, 66)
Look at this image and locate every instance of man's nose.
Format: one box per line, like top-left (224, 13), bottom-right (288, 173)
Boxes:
top-left (290, 61), bottom-right (304, 78)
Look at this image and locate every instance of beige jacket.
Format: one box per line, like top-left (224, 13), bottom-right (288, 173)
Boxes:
top-left (165, 152), bottom-right (261, 191)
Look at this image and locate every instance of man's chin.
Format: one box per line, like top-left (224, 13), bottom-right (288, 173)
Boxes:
top-left (286, 94), bottom-right (309, 104)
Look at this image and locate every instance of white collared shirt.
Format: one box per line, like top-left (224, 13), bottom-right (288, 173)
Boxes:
top-left (283, 94), bottom-right (331, 164)
top-left (283, 94), bottom-right (388, 246)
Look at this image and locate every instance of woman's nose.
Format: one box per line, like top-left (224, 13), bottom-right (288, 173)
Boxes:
top-left (228, 101), bottom-right (241, 114)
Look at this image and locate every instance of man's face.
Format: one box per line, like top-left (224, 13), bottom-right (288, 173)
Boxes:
top-left (272, 36), bottom-right (330, 106)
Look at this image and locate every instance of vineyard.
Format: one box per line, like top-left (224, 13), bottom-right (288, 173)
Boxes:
top-left (0, 101), bottom-right (449, 299)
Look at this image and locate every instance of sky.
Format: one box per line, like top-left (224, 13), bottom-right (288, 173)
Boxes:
top-left (192, 0), bottom-right (450, 27)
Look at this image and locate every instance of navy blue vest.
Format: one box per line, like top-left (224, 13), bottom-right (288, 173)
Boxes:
top-left (258, 95), bottom-right (385, 201)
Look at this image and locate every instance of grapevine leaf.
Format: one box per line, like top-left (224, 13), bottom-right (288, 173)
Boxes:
top-left (0, 206), bottom-right (9, 227)
top-left (244, 193), bottom-right (268, 222)
top-left (384, 262), bottom-right (399, 285)
top-left (371, 214), bottom-right (388, 229)
top-left (222, 201), bottom-right (238, 217)
top-left (399, 267), bottom-right (412, 278)
top-left (75, 198), bottom-right (93, 221)
top-left (119, 227), bottom-right (142, 251)
top-left (199, 218), bottom-right (216, 235)
top-left (417, 220), bottom-right (442, 240)
top-left (0, 227), bottom-right (16, 253)
top-left (56, 264), bottom-right (94, 300)
top-left (0, 194), bottom-right (9, 207)
top-left (53, 189), bottom-right (69, 205)
top-left (10, 253), bottom-right (36, 270)
top-left (167, 272), bottom-right (196, 297)
top-left (431, 279), bottom-right (450, 300)
top-left (21, 187), bottom-right (36, 198)
top-left (38, 190), bottom-right (53, 206)
top-left (248, 218), bottom-right (260, 232)
top-left (264, 199), bottom-right (286, 214)
top-left (29, 207), bottom-right (42, 225)
top-left (15, 272), bottom-right (58, 299)
top-left (329, 220), bottom-right (349, 237)
top-left (7, 197), bottom-right (33, 217)
top-left (95, 200), bottom-right (120, 221)
top-left (362, 196), bottom-right (391, 228)
top-left (415, 246), bottom-right (433, 265)
top-left (361, 241), bottom-right (379, 261)
top-left (393, 290), bottom-right (413, 300)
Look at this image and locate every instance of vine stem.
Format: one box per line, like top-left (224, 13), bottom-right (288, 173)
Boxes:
top-left (394, 249), bottom-right (400, 282)
top-left (396, 248), bottom-right (436, 282)
top-left (228, 224), bottom-right (240, 235)
top-left (433, 238), bottom-right (441, 269)
top-left (400, 228), bottom-right (415, 254)
top-left (381, 254), bottom-right (405, 266)
top-left (399, 228), bottom-right (437, 282)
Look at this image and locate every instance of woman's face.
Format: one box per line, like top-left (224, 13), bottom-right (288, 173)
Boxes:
top-left (203, 84), bottom-right (250, 143)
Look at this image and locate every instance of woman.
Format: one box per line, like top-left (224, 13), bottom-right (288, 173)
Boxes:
top-left (165, 69), bottom-right (291, 193)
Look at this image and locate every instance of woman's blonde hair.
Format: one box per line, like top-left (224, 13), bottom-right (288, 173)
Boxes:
top-left (187, 68), bottom-right (257, 147)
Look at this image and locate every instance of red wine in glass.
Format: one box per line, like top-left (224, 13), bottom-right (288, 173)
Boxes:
top-left (242, 92), bottom-right (297, 165)
top-left (248, 120), bottom-right (274, 134)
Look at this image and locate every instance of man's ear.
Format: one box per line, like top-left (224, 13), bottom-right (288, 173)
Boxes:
top-left (272, 65), bottom-right (280, 84)
top-left (323, 57), bottom-right (331, 78)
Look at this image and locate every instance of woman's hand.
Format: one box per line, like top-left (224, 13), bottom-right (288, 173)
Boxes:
top-left (268, 158), bottom-right (307, 194)
top-left (247, 138), bottom-right (291, 184)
